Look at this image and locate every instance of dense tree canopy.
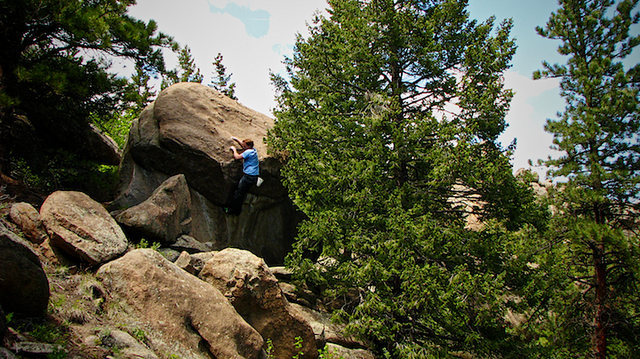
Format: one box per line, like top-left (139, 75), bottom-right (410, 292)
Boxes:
top-left (269, 0), bottom-right (545, 356)
top-left (0, 0), bottom-right (172, 190)
top-left (534, 0), bottom-right (640, 357)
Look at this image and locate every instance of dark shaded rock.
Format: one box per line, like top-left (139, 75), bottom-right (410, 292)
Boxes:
top-left (0, 348), bottom-right (17, 359)
top-left (169, 234), bottom-right (210, 254)
top-left (0, 305), bottom-right (6, 341)
top-left (114, 174), bottom-right (191, 245)
top-left (0, 223), bottom-right (49, 316)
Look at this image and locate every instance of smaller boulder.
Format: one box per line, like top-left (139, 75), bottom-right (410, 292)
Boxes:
top-left (0, 304), bottom-right (6, 341)
top-left (175, 251), bottom-right (218, 276)
top-left (290, 303), bottom-right (366, 349)
top-left (97, 249), bottom-right (263, 359)
top-left (200, 248), bottom-right (317, 359)
top-left (169, 234), bottom-right (210, 254)
top-left (40, 191), bottom-right (128, 266)
top-left (98, 329), bottom-right (158, 359)
top-left (9, 202), bottom-right (48, 244)
top-left (0, 224), bottom-right (50, 316)
top-left (325, 343), bottom-right (375, 359)
top-left (115, 174), bottom-right (191, 245)
top-left (0, 347), bottom-right (17, 359)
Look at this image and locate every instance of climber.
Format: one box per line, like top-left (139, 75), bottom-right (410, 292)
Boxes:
top-left (225, 136), bottom-right (259, 215)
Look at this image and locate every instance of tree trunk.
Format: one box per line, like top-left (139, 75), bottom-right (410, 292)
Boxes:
top-left (593, 240), bottom-right (607, 359)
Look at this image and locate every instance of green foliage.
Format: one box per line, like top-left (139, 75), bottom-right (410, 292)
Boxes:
top-left (0, 0), bottom-right (172, 201)
top-left (265, 338), bottom-right (275, 359)
top-left (533, 0), bottom-right (640, 357)
top-left (9, 151), bottom-right (119, 201)
top-left (292, 336), bottom-right (304, 359)
top-left (162, 44), bottom-right (203, 89)
top-left (14, 318), bottom-right (69, 359)
top-left (130, 327), bottom-right (148, 343)
top-left (269, 0), bottom-right (545, 356)
top-left (5, 312), bottom-right (14, 325)
top-left (134, 238), bottom-right (161, 251)
top-left (210, 52), bottom-right (237, 100)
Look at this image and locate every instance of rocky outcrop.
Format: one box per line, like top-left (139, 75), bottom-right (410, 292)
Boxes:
top-left (290, 303), bottom-right (366, 350)
top-left (83, 329), bottom-right (158, 359)
top-left (114, 174), bottom-right (191, 245)
top-left (174, 250), bottom-right (217, 275)
top-left (96, 249), bottom-right (264, 359)
top-left (325, 343), bottom-right (376, 359)
top-left (83, 124), bottom-right (122, 166)
top-left (0, 305), bottom-right (6, 340)
top-left (0, 223), bottom-right (49, 316)
top-left (110, 82), bottom-right (301, 264)
top-left (169, 234), bottom-right (211, 253)
top-left (9, 202), bottom-right (47, 244)
top-left (40, 191), bottom-right (128, 266)
top-left (200, 248), bottom-right (317, 359)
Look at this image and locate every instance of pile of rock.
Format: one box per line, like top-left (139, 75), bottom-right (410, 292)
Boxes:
top-left (0, 83), bottom-right (374, 359)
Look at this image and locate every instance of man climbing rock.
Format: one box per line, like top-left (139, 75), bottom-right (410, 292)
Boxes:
top-left (226, 136), bottom-right (259, 215)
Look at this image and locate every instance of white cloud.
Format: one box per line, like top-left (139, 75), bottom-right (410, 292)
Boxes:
top-left (501, 70), bottom-right (562, 178)
top-left (126, 0), bottom-right (328, 115)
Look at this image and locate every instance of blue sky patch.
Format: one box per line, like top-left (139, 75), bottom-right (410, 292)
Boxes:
top-left (209, 3), bottom-right (270, 38)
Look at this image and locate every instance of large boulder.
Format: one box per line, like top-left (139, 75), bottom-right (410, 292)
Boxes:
top-left (97, 249), bottom-right (263, 359)
top-left (110, 83), bottom-right (301, 264)
top-left (117, 82), bottom-right (278, 207)
top-left (114, 174), bottom-right (191, 245)
top-left (9, 202), bottom-right (48, 244)
top-left (40, 191), bottom-right (128, 266)
top-left (0, 223), bottom-right (50, 316)
top-left (200, 248), bottom-right (317, 359)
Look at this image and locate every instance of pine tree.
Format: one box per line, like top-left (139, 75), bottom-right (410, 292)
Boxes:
top-left (534, 0), bottom-right (640, 357)
top-left (269, 0), bottom-right (543, 356)
top-left (161, 44), bottom-right (203, 89)
top-left (210, 53), bottom-right (237, 100)
top-left (0, 0), bottom-right (172, 186)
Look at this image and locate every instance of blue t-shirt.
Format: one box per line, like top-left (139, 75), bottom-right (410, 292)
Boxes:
top-left (242, 148), bottom-right (259, 176)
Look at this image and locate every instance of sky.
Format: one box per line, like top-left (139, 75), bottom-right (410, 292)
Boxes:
top-left (122, 0), bottom-right (637, 179)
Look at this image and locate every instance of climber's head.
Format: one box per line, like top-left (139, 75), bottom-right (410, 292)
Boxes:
top-left (242, 139), bottom-right (254, 149)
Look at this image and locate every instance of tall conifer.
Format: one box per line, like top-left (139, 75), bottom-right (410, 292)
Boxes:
top-left (270, 0), bottom-right (542, 355)
top-left (535, 0), bottom-right (640, 357)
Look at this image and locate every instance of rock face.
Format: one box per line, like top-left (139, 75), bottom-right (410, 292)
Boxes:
top-left (9, 202), bottom-right (48, 244)
top-left (325, 343), bottom-right (376, 359)
top-left (114, 174), bottom-right (191, 244)
top-left (0, 223), bottom-right (50, 316)
top-left (96, 249), bottom-right (263, 359)
top-left (200, 248), bottom-right (317, 359)
top-left (111, 82), bottom-right (301, 264)
top-left (40, 191), bottom-right (128, 266)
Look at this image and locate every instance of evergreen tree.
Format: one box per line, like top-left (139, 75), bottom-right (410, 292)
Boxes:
top-left (534, 0), bottom-right (640, 357)
top-left (161, 44), bottom-right (203, 89)
top-left (210, 53), bottom-right (237, 100)
top-left (269, 0), bottom-right (543, 356)
top-left (97, 65), bottom-right (157, 149)
top-left (0, 0), bottom-right (172, 183)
